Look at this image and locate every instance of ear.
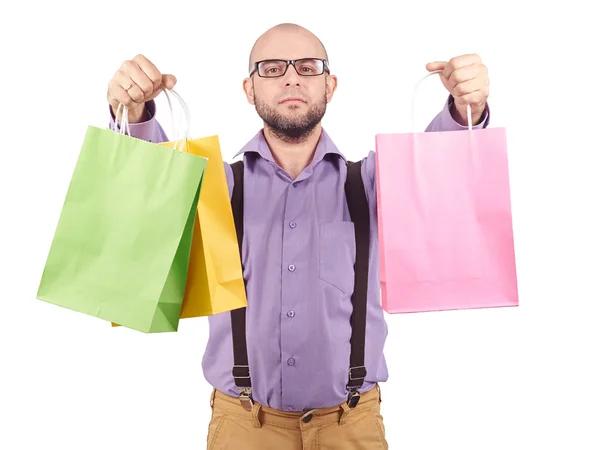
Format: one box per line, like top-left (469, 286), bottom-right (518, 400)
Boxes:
top-left (325, 74), bottom-right (338, 103)
top-left (243, 77), bottom-right (255, 105)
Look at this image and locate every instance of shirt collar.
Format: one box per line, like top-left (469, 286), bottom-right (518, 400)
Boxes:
top-left (233, 128), bottom-right (347, 166)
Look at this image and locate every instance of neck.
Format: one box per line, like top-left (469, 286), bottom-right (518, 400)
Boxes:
top-left (262, 123), bottom-right (323, 180)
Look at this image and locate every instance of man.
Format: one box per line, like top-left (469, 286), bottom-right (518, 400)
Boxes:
top-left (107, 23), bottom-right (490, 450)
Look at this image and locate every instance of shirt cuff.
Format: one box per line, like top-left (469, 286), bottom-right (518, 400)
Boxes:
top-left (108, 100), bottom-right (159, 138)
top-left (445, 94), bottom-right (490, 130)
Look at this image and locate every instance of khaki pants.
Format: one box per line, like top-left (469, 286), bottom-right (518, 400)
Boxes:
top-left (206, 384), bottom-right (388, 450)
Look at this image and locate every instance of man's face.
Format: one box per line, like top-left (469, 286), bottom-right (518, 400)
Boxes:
top-left (244, 29), bottom-right (337, 142)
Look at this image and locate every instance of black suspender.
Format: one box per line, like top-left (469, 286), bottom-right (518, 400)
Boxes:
top-left (229, 159), bottom-right (370, 409)
top-left (344, 160), bottom-right (371, 407)
top-left (230, 161), bottom-right (253, 411)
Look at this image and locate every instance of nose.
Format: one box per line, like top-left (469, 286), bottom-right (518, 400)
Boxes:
top-left (283, 63), bottom-right (301, 86)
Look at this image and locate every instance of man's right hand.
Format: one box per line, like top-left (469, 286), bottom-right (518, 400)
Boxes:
top-left (107, 54), bottom-right (177, 124)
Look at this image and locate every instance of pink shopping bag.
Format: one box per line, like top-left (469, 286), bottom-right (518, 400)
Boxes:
top-left (375, 71), bottom-right (518, 313)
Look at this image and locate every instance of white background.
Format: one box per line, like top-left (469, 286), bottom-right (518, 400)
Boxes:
top-left (1, 0), bottom-right (599, 449)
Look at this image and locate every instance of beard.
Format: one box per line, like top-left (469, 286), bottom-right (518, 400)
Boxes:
top-left (254, 94), bottom-right (327, 144)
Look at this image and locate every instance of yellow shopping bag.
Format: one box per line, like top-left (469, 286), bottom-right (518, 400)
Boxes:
top-left (174, 135), bottom-right (247, 317)
top-left (113, 134), bottom-right (246, 328)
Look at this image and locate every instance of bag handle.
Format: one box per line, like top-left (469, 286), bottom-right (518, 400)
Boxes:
top-left (168, 88), bottom-right (192, 147)
top-left (112, 86), bottom-right (191, 151)
top-left (411, 69), bottom-right (473, 131)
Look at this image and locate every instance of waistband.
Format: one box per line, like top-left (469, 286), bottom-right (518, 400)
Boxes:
top-left (210, 385), bottom-right (381, 430)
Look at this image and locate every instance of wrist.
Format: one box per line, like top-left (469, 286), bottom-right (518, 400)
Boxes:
top-left (110, 103), bottom-right (147, 124)
top-left (450, 101), bottom-right (484, 126)
top-left (127, 105), bottom-right (148, 124)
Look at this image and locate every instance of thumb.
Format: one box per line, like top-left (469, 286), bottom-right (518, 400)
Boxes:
top-left (161, 74), bottom-right (177, 89)
top-left (426, 61), bottom-right (446, 72)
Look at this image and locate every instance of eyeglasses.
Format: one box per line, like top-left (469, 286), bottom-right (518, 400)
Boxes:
top-left (249, 58), bottom-right (329, 78)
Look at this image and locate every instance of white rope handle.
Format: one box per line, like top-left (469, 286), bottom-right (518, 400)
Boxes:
top-left (113, 103), bottom-right (131, 137)
top-left (161, 87), bottom-right (177, 147)
top-left (162, 87), bottom-right (192, 151)
top-left (168, 89), bottom-right (191, 140)
top-left (112, 86), bottom-right (191, 151)
top-left (411, 69), bottom-right (472, 132)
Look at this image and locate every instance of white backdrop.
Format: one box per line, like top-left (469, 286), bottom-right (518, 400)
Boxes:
top-left (1, 0), bottom-right (599, 449)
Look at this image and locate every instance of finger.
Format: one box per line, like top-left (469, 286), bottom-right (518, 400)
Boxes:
top-left (108, 79), bottom-right (142, 117)
top-left (161, 74), bottom-right (177, 90)
top-left (453, 90), bottom-right (487, 108)
top-left (133, 54), bottom-right (163, 92)
top-left (426, 61), bottom-right (447, 72)
top-left (121, 60), bottom-right (154, 98)
top-left (451, 77), bottom-right (485, 98)
top-left (113, 69), bottom-right (145, 104)
top-left (143, 73), bottom-right (178, 103)
top-left (443, 53), bottom-right (482, 79)
top-left (447, 64), bottom-right (485, 90)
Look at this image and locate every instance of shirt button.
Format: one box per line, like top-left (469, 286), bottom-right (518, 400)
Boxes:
top-left (288, 264), bottom-right (296, 272)
top-left (289, 221), bottom-right (296, 229)
top-left (287, 358), bottom-right (296, 366)
top-left (287, 310), bottom-right (295, 318)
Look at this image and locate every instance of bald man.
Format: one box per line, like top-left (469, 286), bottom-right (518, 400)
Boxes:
top-left (107, 23), bottom-right (491, 450)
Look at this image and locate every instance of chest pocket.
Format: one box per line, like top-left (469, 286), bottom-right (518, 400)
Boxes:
top-left (319, 221), bottom-right (356, 295)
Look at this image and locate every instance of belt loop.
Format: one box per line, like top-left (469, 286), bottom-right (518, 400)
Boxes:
top-left (210, 388), bottom-right (216, 408)
top-left (377, 383), bottom-right (382, 403)
top-left (251, 402), bottom-right (262, 428)
top-left (339, 401), bottom-right (351, 426)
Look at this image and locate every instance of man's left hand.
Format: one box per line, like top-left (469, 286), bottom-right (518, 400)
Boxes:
top-left (426, 54), bottom-right (489, 126)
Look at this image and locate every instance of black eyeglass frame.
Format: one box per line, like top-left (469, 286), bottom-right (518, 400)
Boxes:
top-left (249, 58), bottom-right (330, 78)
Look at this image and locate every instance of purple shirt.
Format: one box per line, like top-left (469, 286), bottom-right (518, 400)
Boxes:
top-left (109, 96), bottom-right (489, 411)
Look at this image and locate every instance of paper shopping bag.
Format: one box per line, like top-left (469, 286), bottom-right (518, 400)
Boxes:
top-left (375, 76), bottom-right (518, 313)
top-left (174, 136), bottom-right (247, 317)
top-left (111, 135), bottom-right (247, 330)
top-left (37, 125), bottom-right (207, 333)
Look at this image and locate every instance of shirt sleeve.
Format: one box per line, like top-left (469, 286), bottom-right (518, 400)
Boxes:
top-left (224, 161), bottom-right (234, 199)
top-left (108, 99), bottom-right (169, 143)
top-left (362, 151), bottom-right (377, 214)
top-left (424, 94), bottom-right (490, 132)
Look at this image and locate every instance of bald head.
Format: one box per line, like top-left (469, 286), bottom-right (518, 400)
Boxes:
top-left (248, 23), bottom-right (328, 73)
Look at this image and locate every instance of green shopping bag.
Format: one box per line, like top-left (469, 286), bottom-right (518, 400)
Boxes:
top-left (37, 94), bottom-right (207, 333)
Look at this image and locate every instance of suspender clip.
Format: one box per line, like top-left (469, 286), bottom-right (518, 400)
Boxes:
top-left (238, 387), bottom-right (254, 411)
top-left (347, 389), bottom-right (361, 408)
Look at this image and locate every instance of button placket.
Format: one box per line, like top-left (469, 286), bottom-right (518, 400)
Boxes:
top-left (281, 179), bottom-right (304, 410)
